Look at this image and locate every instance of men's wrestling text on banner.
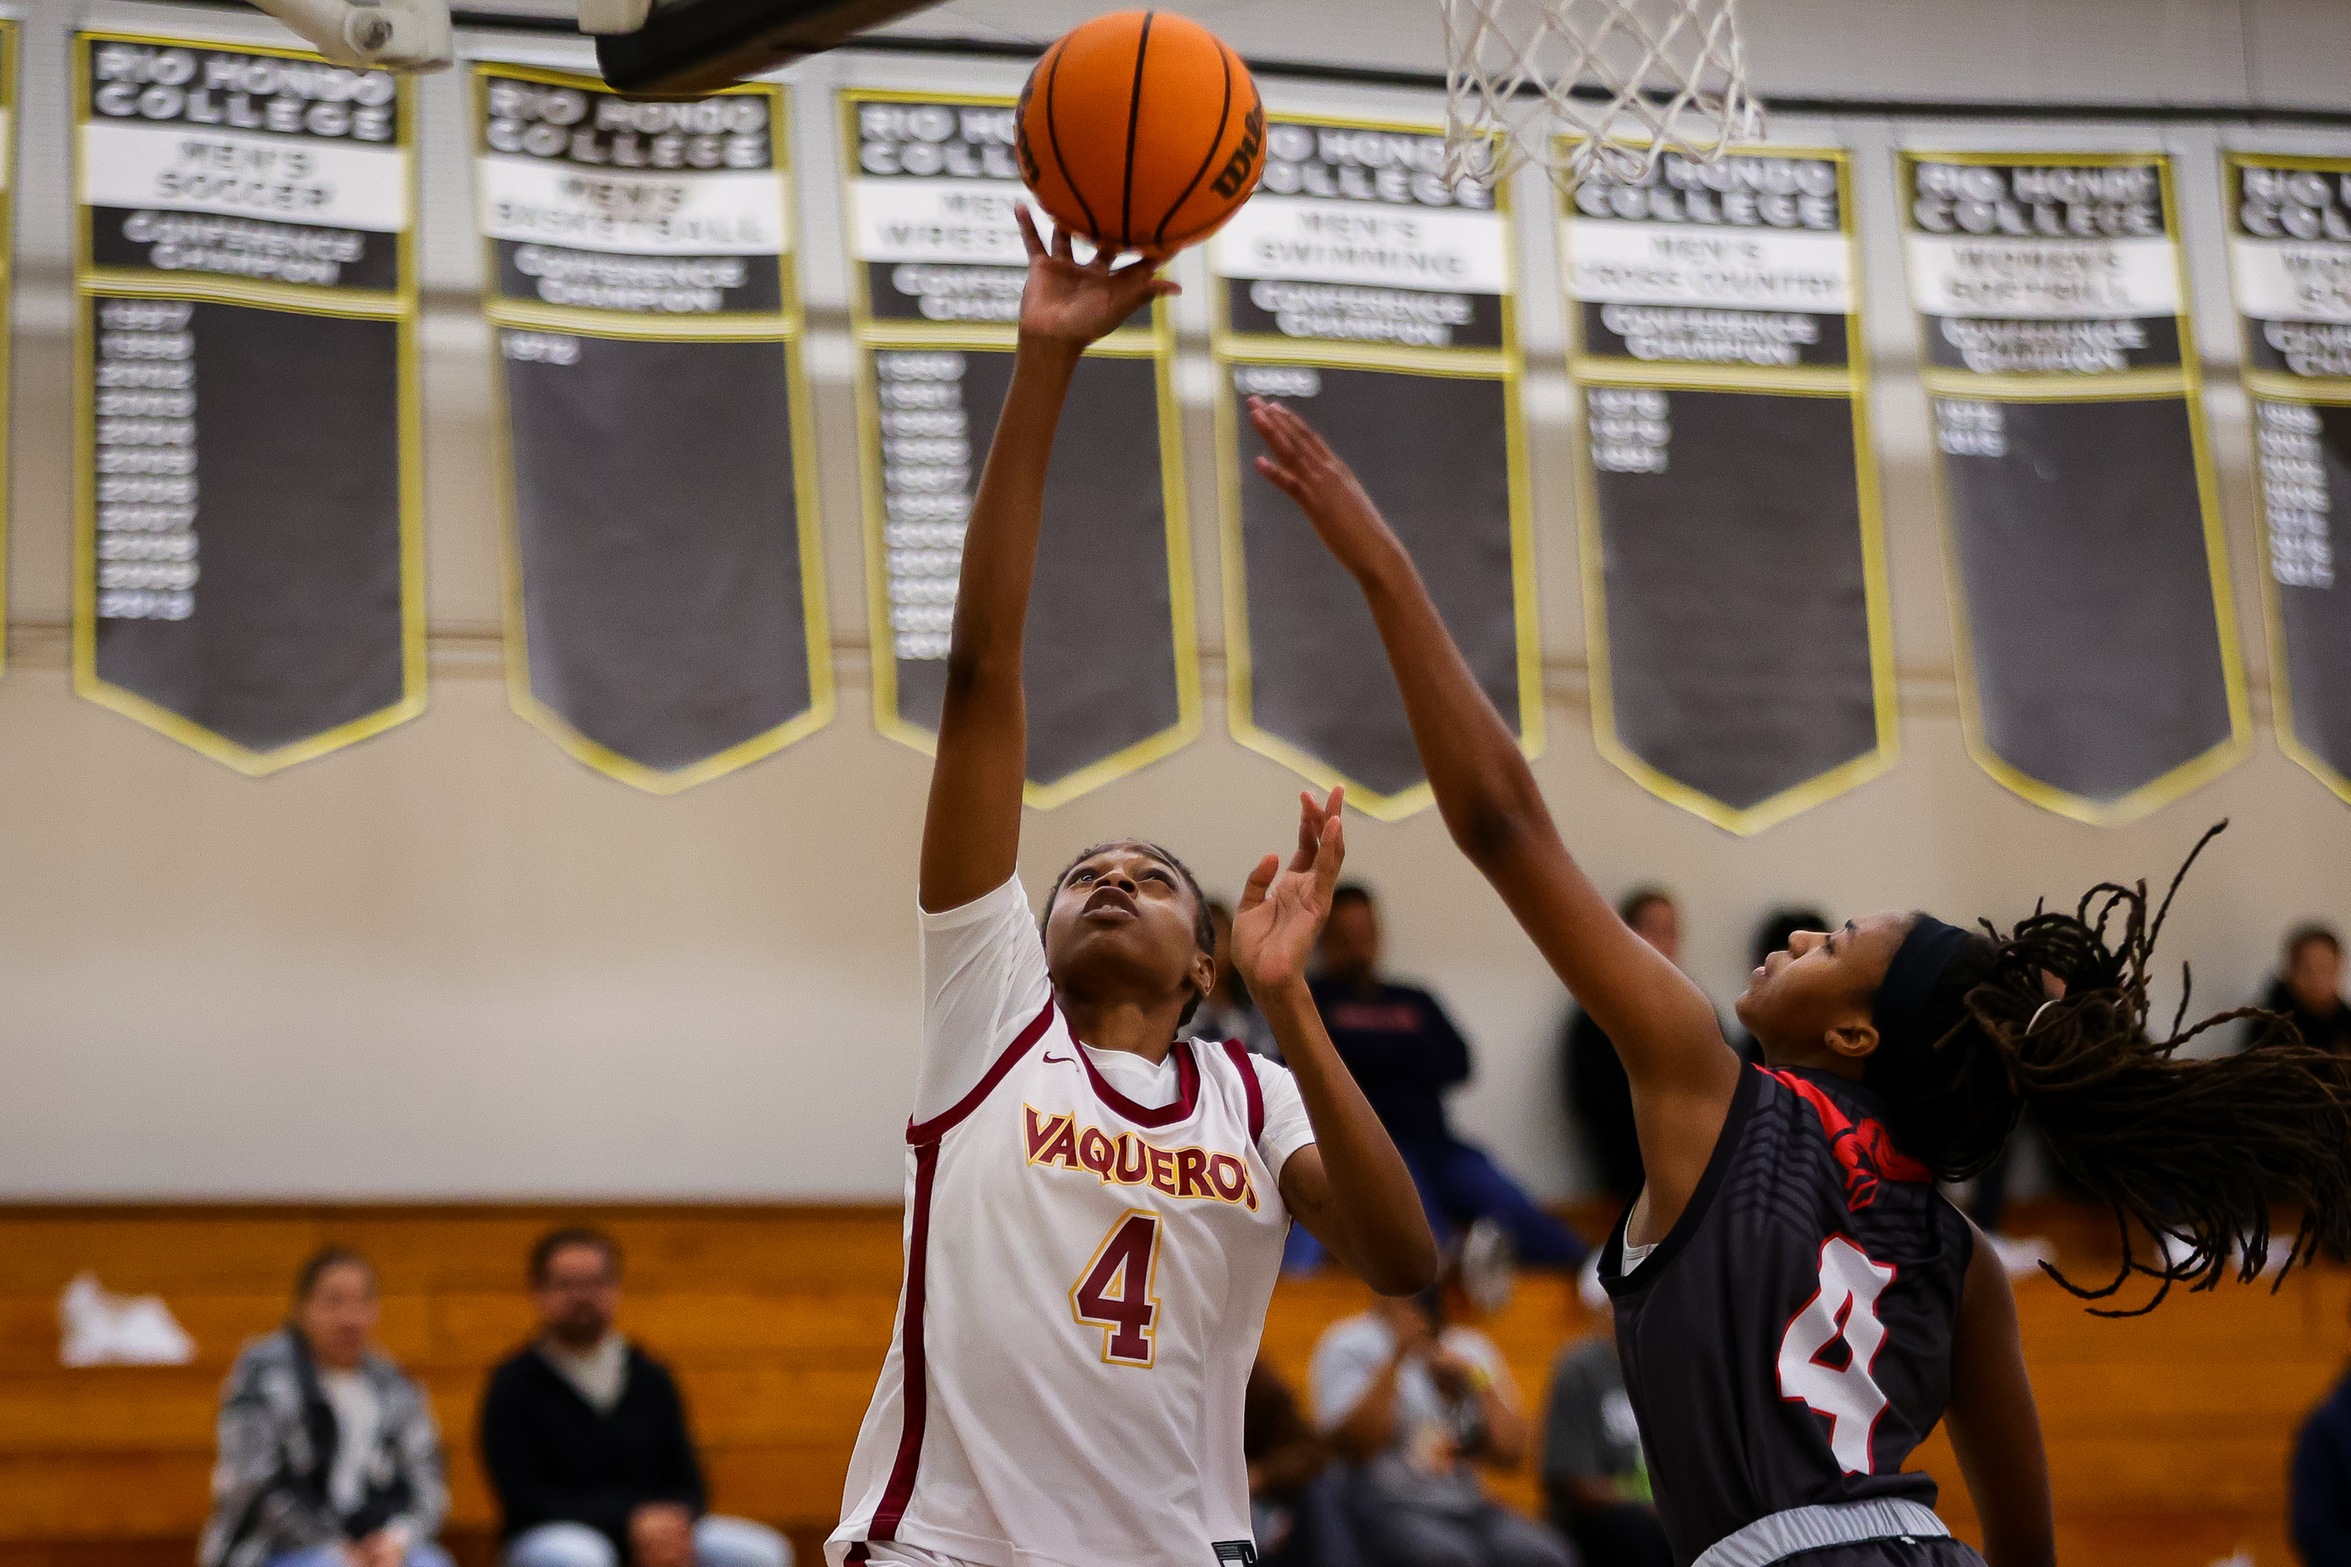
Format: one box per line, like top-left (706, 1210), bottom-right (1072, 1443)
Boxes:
top-left (73, 30), bottom-right (423, 773)
top-left (844, 90), bottom-right (1197, 806)
top-left (1561, 144), bottom-right (1894, 834)
top-left (2225, 153), bottom-right (2351, 805)
top-left (474, 64), bottom-right (829, 793)
top-left (1902, 151), bottom-right (2248, 824)
top-left (1209, 112), bottom-right (1537, 822)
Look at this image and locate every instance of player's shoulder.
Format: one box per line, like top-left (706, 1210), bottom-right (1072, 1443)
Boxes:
top-left (917, 872), bottom-right (1037, 933)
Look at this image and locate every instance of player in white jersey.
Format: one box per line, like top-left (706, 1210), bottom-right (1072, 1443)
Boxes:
top-left (830, 214), bottom-right (1441, 1567)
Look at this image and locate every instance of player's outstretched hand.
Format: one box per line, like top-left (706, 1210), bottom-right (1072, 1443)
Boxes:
top-left (1016, 206), bottom-right (1178, 349)
top-left (1248, 396), bottom-right (1404, 580)
top-left (1234, 786), bottom-right (1345, 997)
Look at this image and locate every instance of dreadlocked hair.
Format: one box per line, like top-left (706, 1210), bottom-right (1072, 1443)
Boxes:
top-left (1040, 840), bottom-right (1217, 1029)
top-left (1863, 822), bottom-right (2351, 1317)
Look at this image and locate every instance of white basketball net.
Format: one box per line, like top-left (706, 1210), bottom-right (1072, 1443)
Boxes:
top-left (1442, 0), bottom-right (1762, 193)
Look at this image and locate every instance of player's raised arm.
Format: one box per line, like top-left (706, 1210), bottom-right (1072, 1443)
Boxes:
top-left (1234, 787), bottom-right (1438, 1296)
top-left (1247, 397), bottom-right (1739, 1231)
top-left (916, 212), bottom-right (1176, 913)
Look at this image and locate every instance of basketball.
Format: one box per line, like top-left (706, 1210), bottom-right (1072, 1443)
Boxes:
top-left (1015, 11), bottom-right (1266, 254)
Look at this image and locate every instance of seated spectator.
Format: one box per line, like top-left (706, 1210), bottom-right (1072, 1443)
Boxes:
top-left (1559, 890), bottom-right (1689, 1207)
top-left (1248, 1357), bottom-right (1362, 1567)
top-left (1312, 884), bottom-right (1585, 1269)
top-left (481, 1229), bottom-right (789, 1567)
top-left (201, 1248), bottom-right (450, 1567)
top-left (2251, 922), bottom-right (2351, 1053)
top-left (1199, 898), bottom-right (1281, 1060)
top-left (2298, 1342), bottom-right (2351, 1563)
top-left (1312, 1283), bottom-right (1574, 1567)
top-left (1541, 1264), bottom-right (1668, 1567)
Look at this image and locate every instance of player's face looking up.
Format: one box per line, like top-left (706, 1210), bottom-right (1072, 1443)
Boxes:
top-left (1735, 911), bottom-right (1915, 1073)
top-left (1042, 841), bottom-right (1217, 1029)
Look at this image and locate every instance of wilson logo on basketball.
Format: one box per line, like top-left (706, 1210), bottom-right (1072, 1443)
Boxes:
top-left (1211, 103), bottom-right (1265, 202)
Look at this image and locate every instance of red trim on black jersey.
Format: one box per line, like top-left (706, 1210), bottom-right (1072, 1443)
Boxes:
top-left (1223, 1040), bottom-right (1265, 1144)
top-left (1080, 1038), bottom-right (1202, 1127)
top-left (867, 1138), bottom-right (940, 1543)
top-left (1763, 1067), bottom-right (1930, 1210)
top-left (906, 998), bottom-right (1057, 1145)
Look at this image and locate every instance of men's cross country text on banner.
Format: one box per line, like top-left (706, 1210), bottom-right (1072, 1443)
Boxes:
top-left (474, 63), bottom-right (830, 794)
top-left (1560, 143), bottom-right (1894, 835)
top-left (1901, 151), bottom-right (2248, 825)
top-left (843, 89), bottom-right (1199, 807)
top-left (1208, 111), bottom-right (1538, 823)
top-left (73, 29), bottom-right (424, 774)
top-left (2225, 152), bottom-right (2351, 807)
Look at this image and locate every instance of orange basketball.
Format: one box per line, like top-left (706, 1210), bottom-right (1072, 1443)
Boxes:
top-left (1016, 11), bottom-right (1265, 254)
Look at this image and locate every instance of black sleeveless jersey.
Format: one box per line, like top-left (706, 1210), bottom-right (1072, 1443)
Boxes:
top-left (1599, 1063), bottom-right (1976, 1566)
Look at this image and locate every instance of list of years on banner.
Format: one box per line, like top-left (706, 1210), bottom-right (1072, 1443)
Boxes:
top-left (93, 299), bottom-right (200, 623)
top-left (79, 36), bottom-right (408, 293)
top-left (1560, 149), bottom-right (1853, 368)
top-left (1209, 117), bottom-right (1508, 351)
top-left (475, 68), bottom-right (790, 318)
top-left (874, 349), bottom-right (970, 662)
top-left (1903, 156), bottom-right (2182, 374)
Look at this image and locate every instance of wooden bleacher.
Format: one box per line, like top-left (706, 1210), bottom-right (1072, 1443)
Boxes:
top-left (0, 1204), bottom-right (2340, 1567)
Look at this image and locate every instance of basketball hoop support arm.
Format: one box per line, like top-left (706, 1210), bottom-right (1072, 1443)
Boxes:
top-left (245, 0), bottom-right (454, 70)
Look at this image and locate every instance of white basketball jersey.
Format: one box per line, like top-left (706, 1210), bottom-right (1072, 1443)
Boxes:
top-left (830, 877), bottom-right (1316, 1567)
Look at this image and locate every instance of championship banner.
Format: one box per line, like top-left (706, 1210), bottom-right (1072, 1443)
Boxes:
top-left (842, 90), bottom-right (1198, 807)
top-left (2224, 153), bottom-right (2351, 804)
top-left (1560, 145), bottom-right (1893, 834)
top-left (1901, 152), bottom-right (2248, 824)
top-left (1208, 112), bottom-right (1537, 822)
top-left (72, 30), bottom-right (424, 773)
top-left (474, 64), bottom-right (829, 794)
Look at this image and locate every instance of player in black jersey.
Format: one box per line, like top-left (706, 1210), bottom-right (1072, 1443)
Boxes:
top-left (1246, 396), bottom-right (2351, 1567)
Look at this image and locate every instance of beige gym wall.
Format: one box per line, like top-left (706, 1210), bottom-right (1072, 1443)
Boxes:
top-left (0, 0), bottom-right (2346, 1200)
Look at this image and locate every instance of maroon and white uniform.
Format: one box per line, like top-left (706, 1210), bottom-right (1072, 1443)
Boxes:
top-left (830, 877), bottom-right (1316, 1567)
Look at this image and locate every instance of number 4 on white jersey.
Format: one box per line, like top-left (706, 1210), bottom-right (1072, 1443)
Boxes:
top-left (1776, 1235), bottom-right (1896, 1474)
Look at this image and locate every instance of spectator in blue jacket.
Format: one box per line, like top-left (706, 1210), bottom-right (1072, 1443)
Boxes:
top-left (1308, 884), bottom-right (1585, 1269)
top-left (2295, 1361), bottom-right (2351, 1564)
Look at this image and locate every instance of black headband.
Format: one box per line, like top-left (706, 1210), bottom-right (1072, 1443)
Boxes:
top-left (1871, 915), bottom-right (1974, 1057)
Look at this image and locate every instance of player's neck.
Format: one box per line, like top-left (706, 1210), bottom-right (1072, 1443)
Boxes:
top-left (1059, 994), bottom-right (1187, 1063)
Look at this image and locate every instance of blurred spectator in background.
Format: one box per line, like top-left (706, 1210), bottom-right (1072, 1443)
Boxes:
top-left (481, 1229), bottom-right (789, 1567)
top-left (1200, 898), bottom-right (1281, 1060)
top-left (1541, 1263), bottom-right (1667, 1567)
top-left (2293, 1333), bottom-right (2351, 1562)
top-left (1313, 883), bottom-right (1586, 1270)
top-left (2251, 923), bottom-right (2351, 1054)
top-left (1248, 1357), bottom-right (1362, 1567)
top-left (201, 1248), bottom-right (450, 1567)
top-left (1312, 1281), bottom-right (1574, 1567)
top-left (1560, 890), bottom-right (1689, 1207)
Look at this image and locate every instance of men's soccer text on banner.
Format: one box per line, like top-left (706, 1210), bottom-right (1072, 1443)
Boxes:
top-left (73, 30), bottom-right (425, 774)
top-left (1209, 112), bottom-right (1538, 822)
top-left (842, 89), bottom-right (1199, 808)
top-left (2225, 152), bottom-right (2351, 806)
top-left (474, 63), bottom-right (830, 793)
top-left (1901, 151), bottom-right (2248, 825)
top-left (1560, 144), bottom-right (1894, 834)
